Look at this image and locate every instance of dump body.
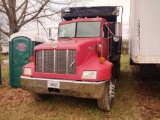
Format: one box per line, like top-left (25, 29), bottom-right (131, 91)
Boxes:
top-left (130, 0), bottom-right (160, 64)
top-left (62, 6), bottom-right (118, 22)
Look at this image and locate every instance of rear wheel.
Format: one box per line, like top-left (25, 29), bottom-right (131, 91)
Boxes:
top-left (97, 71), bottom-right (116, 111)
top-left (31, 92), bottom-right (50, 101)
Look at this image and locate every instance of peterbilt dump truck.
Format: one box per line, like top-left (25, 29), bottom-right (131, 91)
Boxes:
top-left (20, 6), bottom-right (123, 111)
top-left (130, 0), bottom-right (160, 78)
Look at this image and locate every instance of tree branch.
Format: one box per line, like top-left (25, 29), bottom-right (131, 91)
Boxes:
top-left (16, 1), bottom-right (26, 12)
top-left (1, 0), bottom-right (11, 20)
top-left (48, 0), bottom-right (76, 5)
top-left (17, 0), bottom-right (28, 24)
top-left (0, 27), bottom-right (9, 37)
top-left (0, 9), bottom-right (6, 14)
top-left (20, 0), bottom-right (49, 27)
top-left (35, 12), bottom-right (61, 19)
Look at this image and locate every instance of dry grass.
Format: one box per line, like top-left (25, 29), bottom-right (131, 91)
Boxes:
top-left (0, 55), bottom-right (160, 120)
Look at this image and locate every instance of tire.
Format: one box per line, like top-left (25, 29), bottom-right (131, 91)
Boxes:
top-left (97, 71), bottom-right (116, 111)
top-left (114, 60), bottom-right (120, 79)
top-left (31, 92), bottom-right (50, 101)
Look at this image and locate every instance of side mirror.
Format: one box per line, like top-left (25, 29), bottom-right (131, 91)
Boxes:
top-left (113, 36), bottom-right (120, 42)
top-left (113, 22), bottom-right (122, 42)
top-left (105, 22), bottom-right (122, 42)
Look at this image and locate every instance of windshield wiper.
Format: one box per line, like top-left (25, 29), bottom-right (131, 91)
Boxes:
top-left (63, 37), bottom-right (72, 40)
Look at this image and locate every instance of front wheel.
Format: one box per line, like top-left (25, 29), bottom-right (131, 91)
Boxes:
top-left (97, 72), bottom-right (116, 111)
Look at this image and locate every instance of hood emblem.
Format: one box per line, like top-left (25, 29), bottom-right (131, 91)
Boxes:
top-left (51, 43), bottom-right (59, 48)
top-left (70, 61), bottom-right (75, 67)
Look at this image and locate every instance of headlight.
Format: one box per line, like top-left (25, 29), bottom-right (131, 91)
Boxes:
top-left (24, 68), bottom-right (32, 75)
top-left (81, 71), bottom-right (97, 79)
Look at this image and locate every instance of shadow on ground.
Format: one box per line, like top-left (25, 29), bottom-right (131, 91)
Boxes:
top-left (131, 65), bottom-right (160, 120)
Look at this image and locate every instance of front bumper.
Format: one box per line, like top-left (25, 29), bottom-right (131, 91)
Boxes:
top-left (20, 76), bottom-right (108, 99)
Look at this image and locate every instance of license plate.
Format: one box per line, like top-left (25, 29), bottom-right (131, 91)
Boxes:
top-left (48, 81), bottom-right (60, 89)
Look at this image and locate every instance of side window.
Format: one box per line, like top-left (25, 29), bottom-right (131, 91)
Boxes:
top-left (103, 25), bottom-right (108, 38)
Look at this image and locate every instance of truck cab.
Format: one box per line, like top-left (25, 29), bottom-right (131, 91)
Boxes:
top-left (20, 6), bottom-right (122, 111)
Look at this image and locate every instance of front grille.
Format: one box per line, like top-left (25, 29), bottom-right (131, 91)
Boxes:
top-left (35, 50), bottom-right (76, 74)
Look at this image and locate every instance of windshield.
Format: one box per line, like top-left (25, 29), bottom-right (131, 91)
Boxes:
top-left (59, 23), bottom-right (76, 38)
top-left (58, 22), bottom-right (101, 38)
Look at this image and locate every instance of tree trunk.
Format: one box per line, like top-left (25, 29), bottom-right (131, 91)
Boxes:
top-left (8, 0), bottom-right (19, 36)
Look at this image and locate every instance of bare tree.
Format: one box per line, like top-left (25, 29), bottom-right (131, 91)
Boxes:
top-left (0, 0), bottom-right (90, 38)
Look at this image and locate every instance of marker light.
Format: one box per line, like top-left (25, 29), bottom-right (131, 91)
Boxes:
top-left (99, 57), bottom-right (105, 63)
top-left (29, 56), bottom-right (34, 62)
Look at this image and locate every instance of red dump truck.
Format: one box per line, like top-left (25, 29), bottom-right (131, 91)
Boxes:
top-left (20, 6), bottom-right (123, 111)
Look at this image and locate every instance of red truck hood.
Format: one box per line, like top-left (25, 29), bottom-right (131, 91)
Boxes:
top-left (34, 38), bottom-right (101, 67)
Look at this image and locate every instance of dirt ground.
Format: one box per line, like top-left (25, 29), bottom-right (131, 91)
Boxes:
top-left (135, 80), bottom-right (160, 120)
top-left (137, 83), bottom-right (160, 120)
top-left (131, 64), bottom-right (160, 119)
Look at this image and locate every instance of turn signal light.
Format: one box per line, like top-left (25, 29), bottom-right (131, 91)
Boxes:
top-left (99, 57), bottom-right (105, 63)
top-left (29, 56), bottom-right (34, 62)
